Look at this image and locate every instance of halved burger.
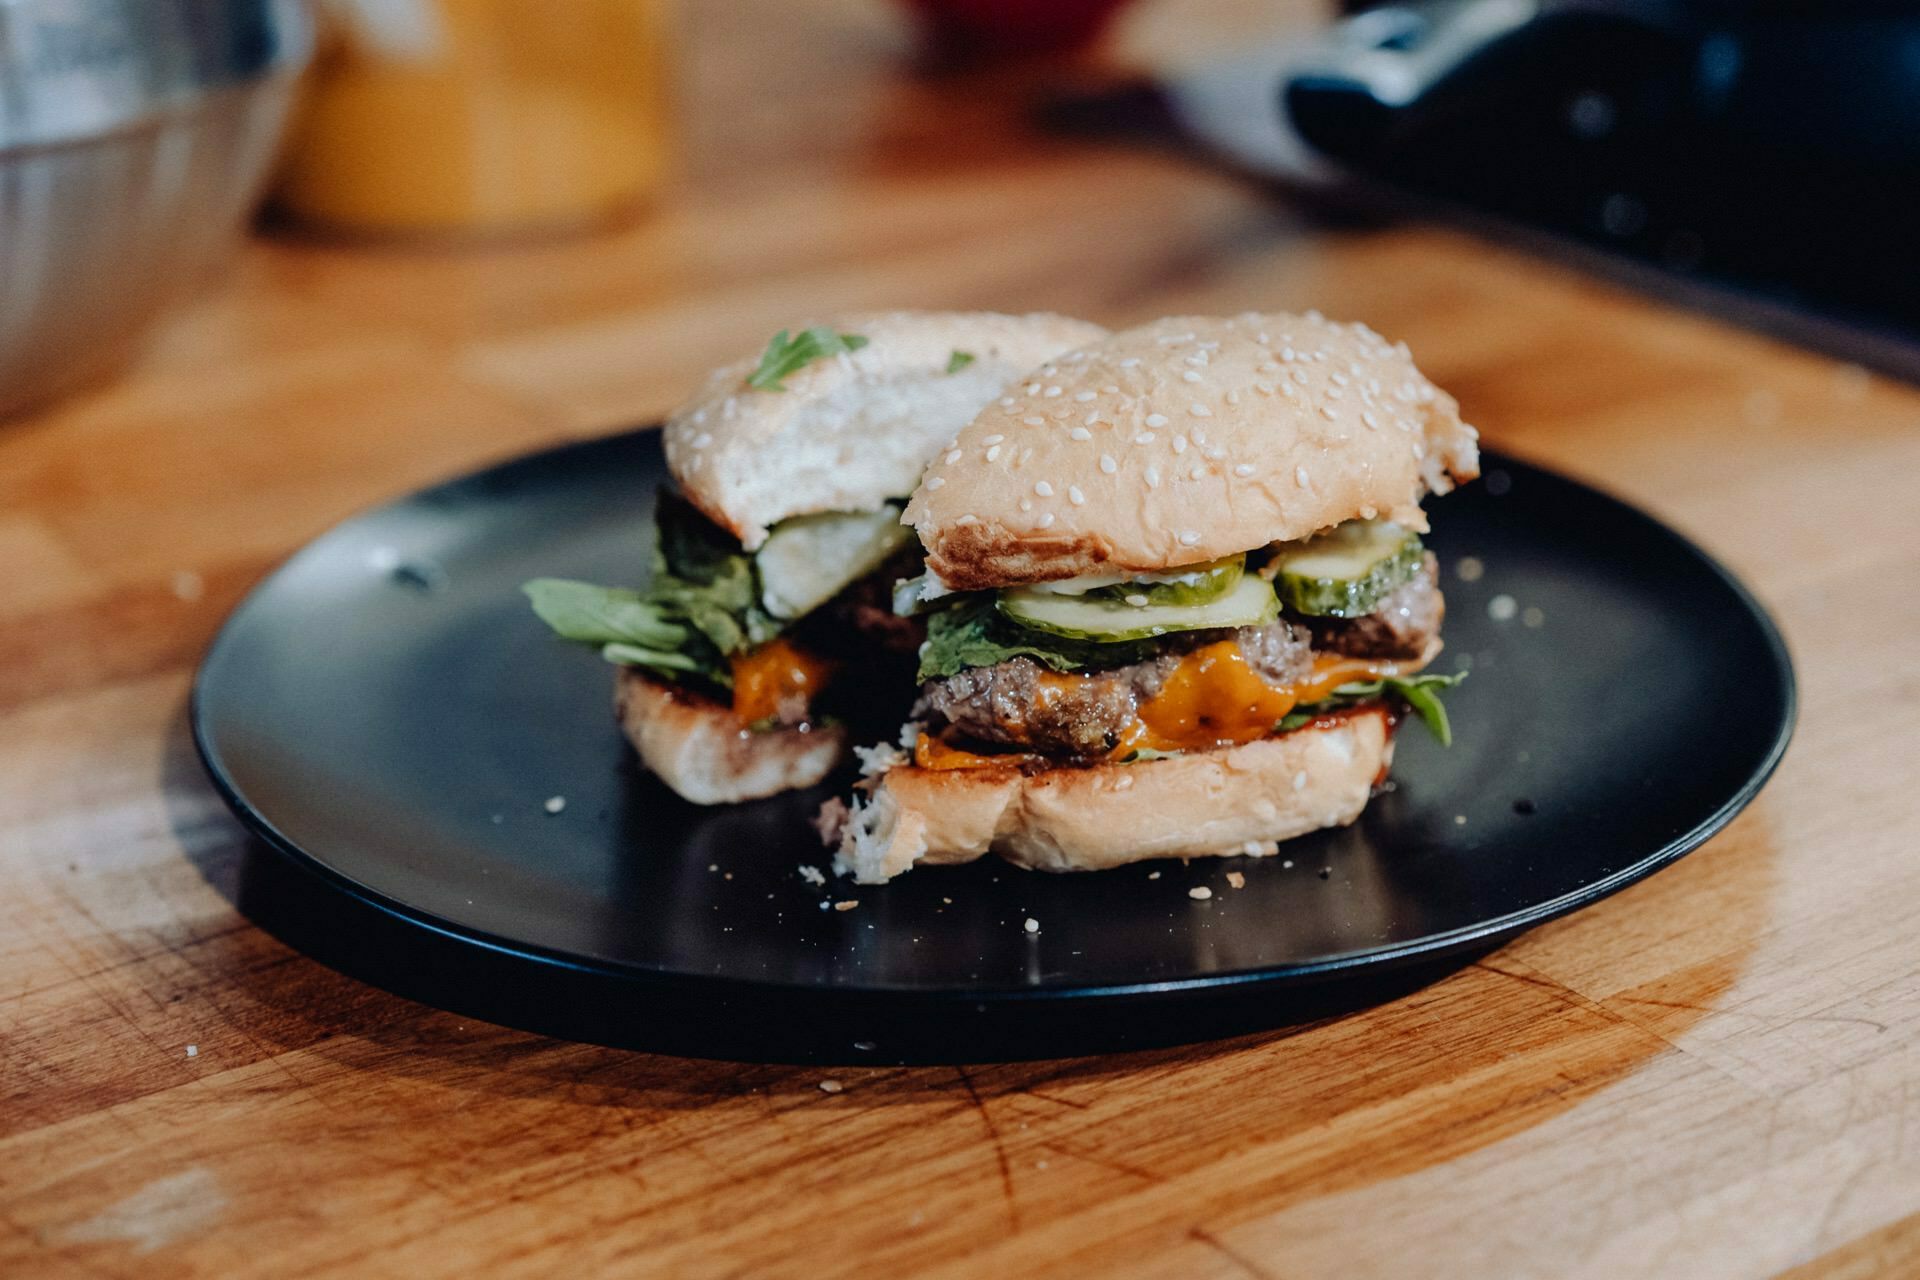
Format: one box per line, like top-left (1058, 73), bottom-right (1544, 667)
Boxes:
top-left (524, 310), bottom-right (1108, 804)
top-left (821, 311), bottom-right (1479, 880)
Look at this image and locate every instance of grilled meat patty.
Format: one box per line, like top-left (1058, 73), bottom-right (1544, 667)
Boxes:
top-left (916, 560), bottom-right (1443, 756)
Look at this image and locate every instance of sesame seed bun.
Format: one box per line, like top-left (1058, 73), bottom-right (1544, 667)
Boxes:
top-left (664, 311), bottom-right (1109, 551)
top-left (615, 668), bottom-right (847, 805)
top-left (823, 707), bottom-right (1393, 882)
top-left (903, 313), bottom-right (1480, 591)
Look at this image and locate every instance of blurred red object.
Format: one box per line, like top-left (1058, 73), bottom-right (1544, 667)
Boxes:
top-left (901, 0), bottom-right (1135, 58)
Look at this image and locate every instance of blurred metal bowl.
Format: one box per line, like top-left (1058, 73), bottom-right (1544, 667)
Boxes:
top-left (0, 0), bottom-right (312, 419)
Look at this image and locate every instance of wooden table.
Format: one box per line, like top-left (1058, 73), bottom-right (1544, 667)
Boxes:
top-left (6, 1), bottom-right (1918, 1275)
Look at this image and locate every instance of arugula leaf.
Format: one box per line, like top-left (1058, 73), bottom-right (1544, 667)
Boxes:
top-left (654, 492), bottom-right (744, 585)
top-left (917, 595), bottom-right (1158, 682)
top-left (1279, 671), bottom-right (1468, 746)
top-left (524, 495), bottom-right (783, 689)
top-left (601, 641), bottom-right (716, 682)
top-left (746, 327), bottom-right (870, 391)
top-left (522, 579), bottom-right (686, 648)
top-left (646, 492), bottom-right (782, 655)
top-left (946, 349), bottom-right (976, 374)
top-left (1391, 676), bottom-right (1457, 746)
top-left (648, 559), bottom-right (779, 656)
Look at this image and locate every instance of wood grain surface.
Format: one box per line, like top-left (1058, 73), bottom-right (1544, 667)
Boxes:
top-left (5, 1), bottom-right (1919, 1276)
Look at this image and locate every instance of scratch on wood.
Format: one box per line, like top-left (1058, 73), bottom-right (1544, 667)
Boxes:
top-left (1189, 1224), bottom-right (1275, 1279)
top-left (956, 1066), bottom-right (1021, 1231)
top-left (1020, 1087), bottom-right (1093, 1111)
top-left (1615, 994), bottom-right (1890, 1035)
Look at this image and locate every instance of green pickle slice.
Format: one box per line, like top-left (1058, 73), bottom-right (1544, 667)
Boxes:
top-left (1265, 519), bottom-right (1424, 618)
top-left (998, 572), bottom-right (1279, 642)
top-left (1085, 555), bottom-right (1243, 607)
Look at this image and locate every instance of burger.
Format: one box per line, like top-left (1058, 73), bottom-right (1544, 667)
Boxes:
top-left (524, 310), bottom-right (1108, 804)
top-left (819, 312), bottom-right (1480, 880)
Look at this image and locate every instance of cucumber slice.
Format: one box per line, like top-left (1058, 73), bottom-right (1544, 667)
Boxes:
top-left (756, 506), bottom-right (911, 619)
top-left (1265, 519), bottom-right (1423, 618)
top-left (1023, 554), bottom-right (1245, 608)
top-left (890, 571), bottom-right (953, 617)
top-left (1091, 555), bottom-right (1244, 608)
top-left (998, 572), bottom-right (1278, 642)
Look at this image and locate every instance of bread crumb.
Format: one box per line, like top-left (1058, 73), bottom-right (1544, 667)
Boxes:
top-left (1188, 886), bottom-right (1213, 901)
top-left (818, 1079), bottom-right (844, 1094)
top-left (1456, 556), bottom-right (1485, 582)
top-left (1488, 594), bottom-right (1518, 621)
top-left (542, 796), bottom-right (566, 814)
top-left (1225, 872), bottom-right (1245, 889)
top-left (834, 900), bottom-right (859, 912)
top-left (853, 741), bottom-right (907, 777)
top-left (1147, 870), bottom-right (1162, 880)
top-left (184, 1045), bottom-right (198, 1058)
top-left (798, 864), bottom-right (826, 886)
top-left (1023, 917), bottom-right (1040, 934)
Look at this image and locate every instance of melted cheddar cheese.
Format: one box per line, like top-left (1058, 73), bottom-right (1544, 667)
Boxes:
top-left (730, 638), bottom-right (836, 724)
top-left (914, 734), bottom-right (1037, 771)
top-left (917, 644), bottom-right (1422, 769)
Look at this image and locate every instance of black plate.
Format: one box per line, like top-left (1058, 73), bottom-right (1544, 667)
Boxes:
top-left (192, 430), bottom-right (1793, 1063)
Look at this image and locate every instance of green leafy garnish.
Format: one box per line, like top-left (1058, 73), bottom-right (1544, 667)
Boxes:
top-left (647, 494), bottom-right (781, 657)
top-left (916, 594), bottom-right (1158, 682)
top-left (601, 641), bottom-right (705, 673)
top-left (1277, 672), bottom-right (1467, 745)
top-left (522, 580), bottom-right (710, 681)
top-left (746, 327), bottom-right (870, 391)
top-left (945, 349), bottom-right (976, 374)
top-left (523, 578), bottom-right (685, 648)
top-left (523, 493), bottom-right (787, 689)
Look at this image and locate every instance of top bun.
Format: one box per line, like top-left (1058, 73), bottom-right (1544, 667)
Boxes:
top-left (663, 311), bottom-right (1108, 550)
top-left (904, 312), bottom-right (1480, 591)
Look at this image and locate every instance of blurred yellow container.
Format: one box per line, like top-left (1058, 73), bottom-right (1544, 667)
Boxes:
top-left (272, 0), bottom-right (672, 239)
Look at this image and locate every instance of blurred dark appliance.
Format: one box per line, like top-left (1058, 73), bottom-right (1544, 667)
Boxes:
top-left (1170, 0), bottom-right (1920, 378)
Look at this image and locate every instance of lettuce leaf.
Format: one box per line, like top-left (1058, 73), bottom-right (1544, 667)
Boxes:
top-left (1277, 671), bottom-right (1467, 745)
top-left (522, 578), bottom-right (685, 649)
top-left (522, 578), bottom-right (722, 683)
top-left (523, 493), bottom-right (783, 688)
top-left (916, 595), bottom-right (1159, 682)
top-left (649, 492), bottom-right (781, 656)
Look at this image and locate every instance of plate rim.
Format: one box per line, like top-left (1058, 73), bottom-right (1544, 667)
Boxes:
top-left (189, 430), bottom-right (1797, 1007)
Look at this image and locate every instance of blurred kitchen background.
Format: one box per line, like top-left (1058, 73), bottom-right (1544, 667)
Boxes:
top-left (4, 0), bottom-right (1916, 425)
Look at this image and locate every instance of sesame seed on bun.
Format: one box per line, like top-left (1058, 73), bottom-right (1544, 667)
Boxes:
top-left (903, 312), bottom-right (1480, 592)
top-left (663, 311), bottom-right (1108, 551)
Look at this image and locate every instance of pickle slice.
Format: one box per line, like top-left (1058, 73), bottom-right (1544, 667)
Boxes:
top-left (1023, 554), bottom-right (1246, 608)
top-left (1264, 519), bottom-right (1423, 618)
top-left (998, 572), bottom-right (1278, 642)
top-left (756, 506), bottom-right (911, 619)
top-left (1093, 555), bottom-right (1244, 607)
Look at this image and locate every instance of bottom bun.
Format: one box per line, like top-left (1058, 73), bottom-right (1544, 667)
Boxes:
top-left (615, 667), bottom-right (847, 805)
top-left (825, 708), bottom-right (1393, 882)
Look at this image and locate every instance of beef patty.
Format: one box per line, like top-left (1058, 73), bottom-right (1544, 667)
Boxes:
top-left (916, 558), bottom-right (1443, 757)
